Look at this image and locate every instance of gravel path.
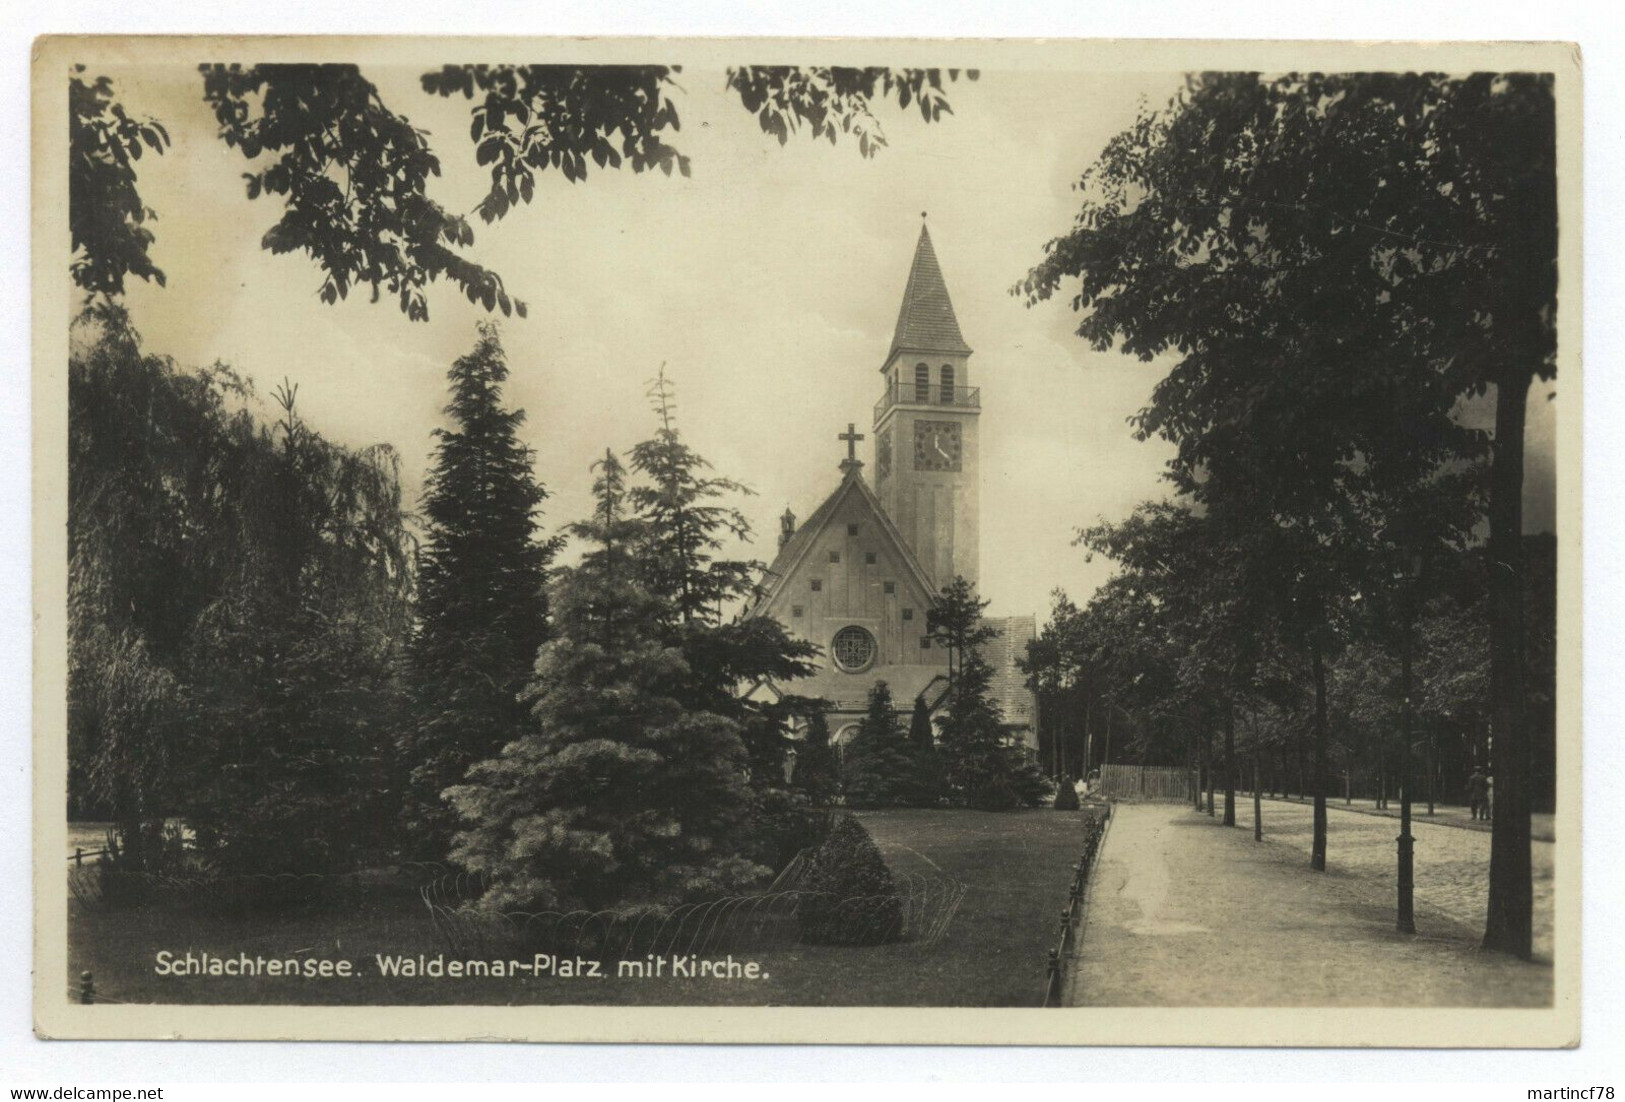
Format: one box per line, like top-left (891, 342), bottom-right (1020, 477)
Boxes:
top-left (1236, 797), bottom-right (1555, 960)
top-left (1069, 802), bottom-right (1554, 1007)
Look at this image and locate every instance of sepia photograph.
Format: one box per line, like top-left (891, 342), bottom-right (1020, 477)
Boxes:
top-left (30, 35), bottom-right (1580, 1045)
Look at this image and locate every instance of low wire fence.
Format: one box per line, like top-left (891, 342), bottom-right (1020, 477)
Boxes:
top-left (1042, 807), bottom-right (1110, 1008)
top-left (69, 860), bottom-right (453, 914)
top-left (69, 824), bottom-right (973, 975)
top-left (420, 865), bottom-right (967, 959)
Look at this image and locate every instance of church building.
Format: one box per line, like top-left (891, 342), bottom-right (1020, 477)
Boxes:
top-left (745, 223), bottom-right (1037, 752)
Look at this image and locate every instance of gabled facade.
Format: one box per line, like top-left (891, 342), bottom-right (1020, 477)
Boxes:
top-left (745, 222), bottom-right (1033, 750)
top-left (750, 465), bottom-right (947, 722)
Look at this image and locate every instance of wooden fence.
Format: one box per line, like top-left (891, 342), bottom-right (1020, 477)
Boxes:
top-left (1097, 763), bottom-right (1193, 803)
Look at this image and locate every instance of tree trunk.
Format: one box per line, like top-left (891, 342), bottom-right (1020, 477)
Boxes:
top-left (1223, 700), bottom-right (1237, 826)
top-left (1484, 372), bottom-right (1533, 959)
top-left (1311, 639), bottom-right (1329, 871)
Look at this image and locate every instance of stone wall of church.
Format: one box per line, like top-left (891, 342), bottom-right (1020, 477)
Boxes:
top-left (757, 484), bottom-right (947, 717)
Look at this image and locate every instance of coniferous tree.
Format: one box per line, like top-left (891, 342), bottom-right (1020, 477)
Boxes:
top-left (903, 694), bottom-right (946, 806)
top-left (629, 366), bottom-right (754, 629)
top-left (445, 451), bottom-right (766, 913)
top-left (937, 651), bottom-right (1017, 809)
top-left (927, 577), bottom-right (999, 697)
top-left (739, 709), bottom-right (793, 793)
top-left (927, 577), bottom-right (1047, 809)
top-left (627, 367), bottom-right (817, 743)
top-left (841, 681), bottom-right (914, 808)
top-left (907, 694), bottom-right (934, 752)
top-left (793, 706), bottom-right (841, 807)
top-left (401, 324), bottom-right (557, 857)
top-left (185, 380), bottom-right (413, 874)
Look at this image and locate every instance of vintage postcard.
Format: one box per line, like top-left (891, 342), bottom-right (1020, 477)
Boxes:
top-left (32, 35), bottom-right (1581, 1045)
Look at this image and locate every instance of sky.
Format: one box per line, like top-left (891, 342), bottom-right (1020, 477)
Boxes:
top-left (101, 61), bottom-right (1559, 622)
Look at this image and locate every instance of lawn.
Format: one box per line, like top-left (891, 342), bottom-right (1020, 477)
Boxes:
top-left (67, 808), bottom-right (1093, 1007)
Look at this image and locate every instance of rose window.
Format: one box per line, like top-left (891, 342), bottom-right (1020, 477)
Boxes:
top-left (831, 625), bottom-right (878, 673)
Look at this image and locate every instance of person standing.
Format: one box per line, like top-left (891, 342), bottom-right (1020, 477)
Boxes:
top-left (1466, 767), bottom-right (1488, 821)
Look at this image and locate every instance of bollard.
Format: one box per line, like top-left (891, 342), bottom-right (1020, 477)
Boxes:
top-left (79, 971), bottom-right (94, 1005)
top-left (74, 847), bottom-right (82, 867)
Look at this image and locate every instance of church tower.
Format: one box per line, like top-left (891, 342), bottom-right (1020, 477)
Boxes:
top-left (873, 222), bottom-right (979, 590)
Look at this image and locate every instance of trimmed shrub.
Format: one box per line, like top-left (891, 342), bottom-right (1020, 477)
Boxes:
top-left (749, 804), bottom-right (838, 875)
top-left (797, 815), bottom-right (904, 945)
top-left (1054, 774), bottom-right (1081, 811)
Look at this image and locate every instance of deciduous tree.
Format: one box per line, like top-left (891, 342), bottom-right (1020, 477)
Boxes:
top-left (76, 64), bottom-right (974, 320)
top-left (1019, 74), bottom-right (1555, 950)
top-left (69, 305), bottom-right (413, 873)
top-left (70, 68), bottom-right (169, 296)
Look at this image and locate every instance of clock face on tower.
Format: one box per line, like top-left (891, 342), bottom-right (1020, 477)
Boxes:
top-left (913, 420), bottom-right (963, 472)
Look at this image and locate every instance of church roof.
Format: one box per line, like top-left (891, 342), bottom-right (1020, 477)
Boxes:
top-left (747, 466), bottom-right (939, 619)
top-left (887, 224), bottom-right (972, 362)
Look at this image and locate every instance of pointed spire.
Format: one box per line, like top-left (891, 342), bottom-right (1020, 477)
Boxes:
top-left (889, 220), bottom-right (971, 360)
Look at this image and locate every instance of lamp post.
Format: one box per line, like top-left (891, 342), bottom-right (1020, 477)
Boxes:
top-left (1397, 551), bottom-right (1423, 936)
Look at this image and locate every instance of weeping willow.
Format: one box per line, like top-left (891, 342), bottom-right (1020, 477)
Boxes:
top-left (68, 303), bottom-right (414, 874)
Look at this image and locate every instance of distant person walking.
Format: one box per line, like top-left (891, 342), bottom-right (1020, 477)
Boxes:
top-left (1484, 773), bottom-right (1494, 822)
top-left (1467, 767), bottom-right (1489, 821)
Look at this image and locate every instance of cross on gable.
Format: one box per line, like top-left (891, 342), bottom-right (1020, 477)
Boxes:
top-left (839, 422), bottom-right (865, 462)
